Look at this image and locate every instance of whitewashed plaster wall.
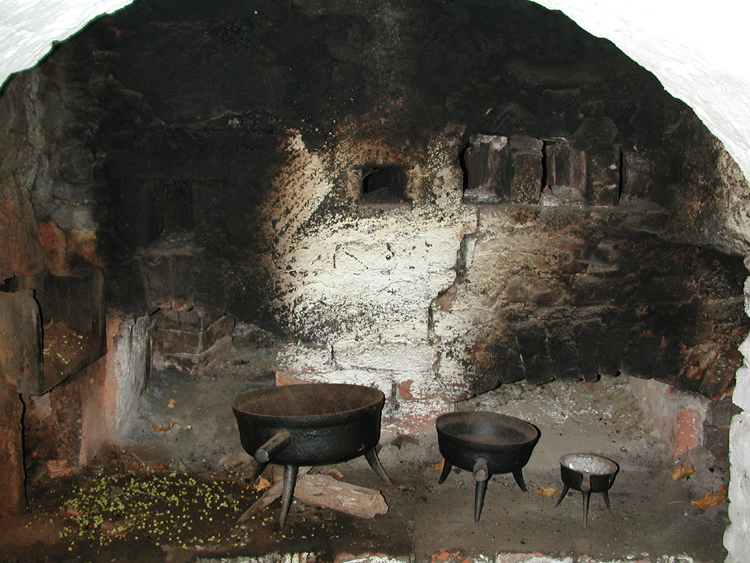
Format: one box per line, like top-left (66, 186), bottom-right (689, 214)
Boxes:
top-left (2, 2), bottom-right (750, 562)
top-left (267, 129), bottom-right (475, 425)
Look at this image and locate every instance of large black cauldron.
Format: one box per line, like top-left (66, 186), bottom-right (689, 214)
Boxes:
top-left (436, 411), bottom-right (540, 521)
top-left (232, 383), bottom-right (394, 526)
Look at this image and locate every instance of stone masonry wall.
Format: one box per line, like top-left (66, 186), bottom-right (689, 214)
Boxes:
top-left (267, 129), bottom-right (747, 432)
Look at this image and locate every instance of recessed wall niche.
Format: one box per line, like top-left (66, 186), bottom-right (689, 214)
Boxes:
top-left (359, 166), bottom-right (410, 204)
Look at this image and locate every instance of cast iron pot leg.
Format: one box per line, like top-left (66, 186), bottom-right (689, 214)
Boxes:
top-left (279, 464), bottom-right (298, 529)
top-left (603, 490), bottom-right (611, 510)
top-left (555, 484), bottom-right (570, 507)
top-left (582, 490), bottom-right (591, 529)
top-left (365, 448), bottom-right (397, 490)
top-left (512, 469), bottom-right (527, 492)
top-left (474, 479), bottom-right (489, 522)
top-left (437, 460), bottom-right (453, 484)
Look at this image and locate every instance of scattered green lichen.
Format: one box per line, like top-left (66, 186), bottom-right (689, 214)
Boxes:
top-left (59, 470), bottom-right (260, 549)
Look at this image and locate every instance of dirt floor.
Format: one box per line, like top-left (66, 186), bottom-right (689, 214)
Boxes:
top-left (1, 329), bottom-right (730, 563)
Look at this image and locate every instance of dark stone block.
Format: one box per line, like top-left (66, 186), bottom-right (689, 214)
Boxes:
top-left (695, 339), bottom-right (744, 399)
top-left (58, 145), bottom-right (95, 185)
top-left (703, 425), bottom-right (730, 462)
top-left (154, 315), bottom-right (234, 355)
top-left (0, 381), bottom-right (25, 517)
top-left (574, 318), bottom-right (606, 382)
top-left (568, 275), bottom-right (631, 307)
top-left (111, 179), bottom-right (166, 247)
top-left (516, 322), bottom-right (554, 384)
top-left (586, 148), bottom-right (620, 206)
top-left (508, 136), bottom-right (543, 204)
top-left (598, 316), bottom-right (632, 377)
top-left (193, 181), bottom-right (228, 243)
top-left (104, 255), bottom-right (151, 317)
top-left (482, 333), bottom-right (526, 388)
top-left (144, 252), bottom-right (233, 313)
top-left (462, 135), bottom-right (509, 202)
top-left (572, 115), bottom-right (618, 150)
top-left (143, 253), bottom-right (179, 309)
top-left (622, 151), bottom-right (654, 200)
top-left (547, 320), bottom-right (581, 381)
top-left (620, 326), bottom-right (661, 379)
top-left (1, 290), bottom-right (42, 395)
top-left (706, 397), bottom-right (741, 427)
top-left (49, 376), bottom-right (84, 464)
top-left (154, 306), bottom-right (224, 331)
top-left (652, 333), bottom-right (685, 383)
top-left (542, 137), bottom-right (587, 194)
top-left (543, 138), bottom-right (573, 188)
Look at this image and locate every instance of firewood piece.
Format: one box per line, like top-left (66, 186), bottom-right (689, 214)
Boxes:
top-left (292, 474), bottom-right (389, 518)
top-left (237, 466), bottom-right (311, 523)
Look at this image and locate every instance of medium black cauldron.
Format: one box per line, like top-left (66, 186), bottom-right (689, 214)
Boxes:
top-left (436, 411), bottom-right (540, 521)
top-left (232, 383), bottom-right (394, 527)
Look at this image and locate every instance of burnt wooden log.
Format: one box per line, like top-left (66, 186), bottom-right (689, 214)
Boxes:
top-left (293, 474), bottom-right (389, 518)
top-left (238, 466), bottom-right (388, 522)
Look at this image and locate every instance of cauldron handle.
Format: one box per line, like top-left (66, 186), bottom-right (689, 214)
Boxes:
top-left (472, 458), bottom-right (489, 482)
top-left (472, 458), bottom-right (490, 522)
top-left (580, 473), bottom-right (592, 493)
top-left (279, 464), bottom-right (298, 529)
top-left (254, 430), bottom-right (291, 464)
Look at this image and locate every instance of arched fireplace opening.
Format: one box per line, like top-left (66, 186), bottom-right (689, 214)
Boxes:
top-left (1, 0), bottom-right (749, 560)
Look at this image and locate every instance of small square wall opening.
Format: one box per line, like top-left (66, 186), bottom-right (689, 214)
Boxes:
top-left (359, 166), bottom-right (410, 203)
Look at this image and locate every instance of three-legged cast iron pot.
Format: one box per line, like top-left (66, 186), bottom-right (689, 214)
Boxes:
top-left (555, 453), bottom-right (619, 528)
top-left (233, 383), bottom-right (395, 528)
top-left (436, 411), bottom-right (540, 521)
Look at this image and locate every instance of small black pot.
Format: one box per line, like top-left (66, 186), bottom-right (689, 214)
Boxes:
top-left (555, 453), bottom-right (619, 528)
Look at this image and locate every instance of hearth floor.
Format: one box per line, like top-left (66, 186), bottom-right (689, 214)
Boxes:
top-left (2, 342), bottom-right (729, 563)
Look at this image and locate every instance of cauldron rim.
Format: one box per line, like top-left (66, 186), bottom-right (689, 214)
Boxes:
top-left (436, 410), bottom-right (540, 450)
top-left (232, 382), bottom-right (385, 427)
top-left (559, 452), bottom-right (619, 476)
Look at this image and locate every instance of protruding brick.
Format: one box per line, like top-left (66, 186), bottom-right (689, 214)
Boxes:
top-left (463, 135), bottom-right (509, 202)
top-left (508, 136), bottom-right (543, 204)
top-left (674, 409), bottom-right (701, 456)
top-left (630, 377), bottom-right (709, 458)
top-left (586, 147), bottom-right (620, 206)
top-left (622, 151), bottom-right (654, 200)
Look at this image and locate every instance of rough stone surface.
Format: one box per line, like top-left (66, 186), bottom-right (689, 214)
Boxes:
top-left (0, 75), bottom-right (44, 280)
top-left (585, 148), bottom-right (620, 206)
top-left (0, 381), bottom-right (25, 518)
top-left (113, 315), bottom-right (152, 435)
top-left (431, 206), bottom-right (747, 401)
top-left (0, 290), bottom-right (42, 395)
top-left (0, 0), bottom-right (739, 409)
top-left (0, 2), bottom-right (749, 560)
